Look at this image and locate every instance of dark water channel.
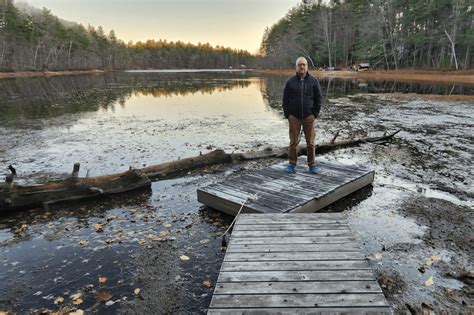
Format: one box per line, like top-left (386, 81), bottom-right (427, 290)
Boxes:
top-left (0, 71), bottom-right (473, 313)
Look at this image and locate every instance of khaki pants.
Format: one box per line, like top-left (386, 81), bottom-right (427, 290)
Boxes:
top-left (288, 114), bottom-right (316, 166)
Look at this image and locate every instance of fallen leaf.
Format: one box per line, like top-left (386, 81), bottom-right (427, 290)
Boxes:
top-left (70, 293), bottom-right (82, 300)
top-left (202, 280), bottom-right (213, 288)
top-left (98, 276), bottom-right (108, 284)
top-left (69, 311), bottom-right (84, 315)
top-left (93, 223), bottom-right (105, 232)
top-left (96, 291), bottom-right (113, 302)
top-left (159, 231), bottom-right (168, 237)
top-left (200, 239), bottom-right (210, 244)
top-left (54, 296), bottom-right (64, 304)
top-left (133, 288), bottom-right (141, 295)
top-left (138, 240), bottom-right (146, 245)
top-left (78, 240), bottom-right (88, 246)
top-left (73, 298), bottom-right (83, 305)
top-left (105, 300), bottom-right (115, 306)
top-left (163, 223), bottom-right (172, 228)
top-left (179, 255), bottom-right (190, 261)
top-left (425, 276), bottom-right (434, 286)
top-left (419, 255), bottom-right (442, 273)
top-left (129, 209), bottom-right (138, 213)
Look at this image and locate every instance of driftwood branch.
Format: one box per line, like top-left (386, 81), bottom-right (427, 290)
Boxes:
top-left (0, 130), bottom-right (400, 212)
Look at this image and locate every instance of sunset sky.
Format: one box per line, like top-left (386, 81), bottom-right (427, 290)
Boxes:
top-left (24, 0), bottom-right (300, 53)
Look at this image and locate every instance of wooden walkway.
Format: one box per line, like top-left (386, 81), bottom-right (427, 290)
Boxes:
top-left (198, 157), bottom-right (374, 215)
top-left (208, 213), bottom-right (392, 314)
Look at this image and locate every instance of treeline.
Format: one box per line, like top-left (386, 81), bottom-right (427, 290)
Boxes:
top-left (0, 0), bottom-right (255, 71)
top-left (260, 0), bottom-right (473, 69)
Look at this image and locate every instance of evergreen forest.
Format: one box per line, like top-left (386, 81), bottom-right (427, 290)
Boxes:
top-left (0, 0), bottom-right (472, 71)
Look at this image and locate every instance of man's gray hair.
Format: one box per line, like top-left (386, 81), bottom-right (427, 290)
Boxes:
top-left (295, 57), bottom-right (308, 66)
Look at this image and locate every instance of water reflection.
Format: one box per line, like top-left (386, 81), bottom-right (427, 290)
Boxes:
top-left (0, 72), bottom-right (254, 124)
top-left (1, 73), bottom-right (472, 126)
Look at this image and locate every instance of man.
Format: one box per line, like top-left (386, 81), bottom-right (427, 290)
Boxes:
top-left (282, 56), bottom-right (322, 174)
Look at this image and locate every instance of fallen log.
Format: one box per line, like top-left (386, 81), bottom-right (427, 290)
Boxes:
top-left (0, 130), bottom-right (400, 212)
top-left (232, 129), bottom-right (401, 160)
top-left (1, 165), bottom-right (151, 212)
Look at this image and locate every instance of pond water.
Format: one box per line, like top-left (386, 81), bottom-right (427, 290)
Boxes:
top-left (0, 71), bottom-right (473, 313)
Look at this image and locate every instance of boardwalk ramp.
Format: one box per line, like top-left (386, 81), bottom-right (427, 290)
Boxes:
top-left (207, 213), bottom-right (392, 314)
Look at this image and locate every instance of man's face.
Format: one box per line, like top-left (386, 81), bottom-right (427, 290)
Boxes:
top-left (296, 59), bottom-right (308, 76)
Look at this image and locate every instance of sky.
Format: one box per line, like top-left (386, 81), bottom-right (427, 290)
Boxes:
top-left (23, 0), bottom-right (301, 53)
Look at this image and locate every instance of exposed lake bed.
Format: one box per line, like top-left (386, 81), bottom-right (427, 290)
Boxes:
top-left (0, 71), bottom-right (472, 313)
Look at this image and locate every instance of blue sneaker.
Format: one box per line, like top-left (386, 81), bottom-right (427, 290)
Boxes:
top-left (309, 165), bottom-right (318, 174)
top-left (286, 164), bottom-right (296, 174)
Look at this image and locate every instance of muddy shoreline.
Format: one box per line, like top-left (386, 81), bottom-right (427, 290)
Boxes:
top-left (261, 69), bottom-right (474, 86)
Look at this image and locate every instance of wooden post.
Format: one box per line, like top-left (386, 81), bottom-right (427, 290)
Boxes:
top-left (71, 163), bottom-right (80, 179)
top-left (4, 174), bottom-right (13, 194)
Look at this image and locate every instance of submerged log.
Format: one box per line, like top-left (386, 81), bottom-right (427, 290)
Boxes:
top-left (0, 130), bottom-right (400, 212)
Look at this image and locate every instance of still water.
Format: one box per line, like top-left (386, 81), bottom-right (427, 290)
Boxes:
top-left (0, 71), bottom-right (473, 313)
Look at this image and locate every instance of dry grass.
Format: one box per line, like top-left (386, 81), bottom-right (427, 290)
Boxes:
top-left (261, 69), bottom-right (474, 85)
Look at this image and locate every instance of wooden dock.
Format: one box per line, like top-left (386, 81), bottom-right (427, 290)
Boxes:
top-left (197, 157), bottom-right (374, 215)
top-left (208, 213), bottom-right (392, 314)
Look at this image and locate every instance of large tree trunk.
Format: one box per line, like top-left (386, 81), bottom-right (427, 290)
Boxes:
top-left (1, 168), bottom-right (151, 212)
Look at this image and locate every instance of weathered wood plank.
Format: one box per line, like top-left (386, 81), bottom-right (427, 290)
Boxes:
top-left (223, 251), bottom-right (365, 262)
top-left (237, 213), bottom-right (347, 221)
top-left (232, 223), bottom-right (350, 231)
top-left (210, 293), bottom-right (390, 308)
top-left (206, 185), bottom-right (287, 213)
top-left (197, 189), bottom-right (278, 215)
top-left (218, 180), bottom-right (309, 208)
top-left (213, 281), bottom-right (382, 294)
top-left (228, 236), bottom-right (357, 245)
top-left (221, 260), bottom-right (371, 272)
top-left (208, 307), bottom-right (393, 314)
top-left (226, 173), bottom-right (318, 200)
top-left (217, 270), bottom-right (376, 282)
top-left (226, 243), bottom-right (360, 253)
top-left (231, 229), bottom-right (352, 238)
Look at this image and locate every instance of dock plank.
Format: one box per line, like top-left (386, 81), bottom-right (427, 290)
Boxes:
top-left (223, 251), bottom-right (365, 262)
top-left (208, 308), bottom-right (392, 315)
top-left (232, 223), bottom-right (350, 231)
top-left (221, 260), bottom-right (371, 272)
top-left (229, 236), bottom-right (357, 245)
top-left (231, 229), bottom-right (353, 238)
top-left (226, 243), bottom-right (360, 253)
top-left (213, 281), bottom-right (382, 294)
top-left (217, 270), bottom-right (376, 282)
top-left (210, 293), bottom-right (389, 308)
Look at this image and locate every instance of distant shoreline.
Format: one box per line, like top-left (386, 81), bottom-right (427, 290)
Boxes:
top-left (0, 70), bottom-right (106, 79)
top-left (1, 69), bottom-right (473, 86)
top-left (0, 69), bottom-right (249, 79)
top-left (260, 69), bottom-right (474, 86)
